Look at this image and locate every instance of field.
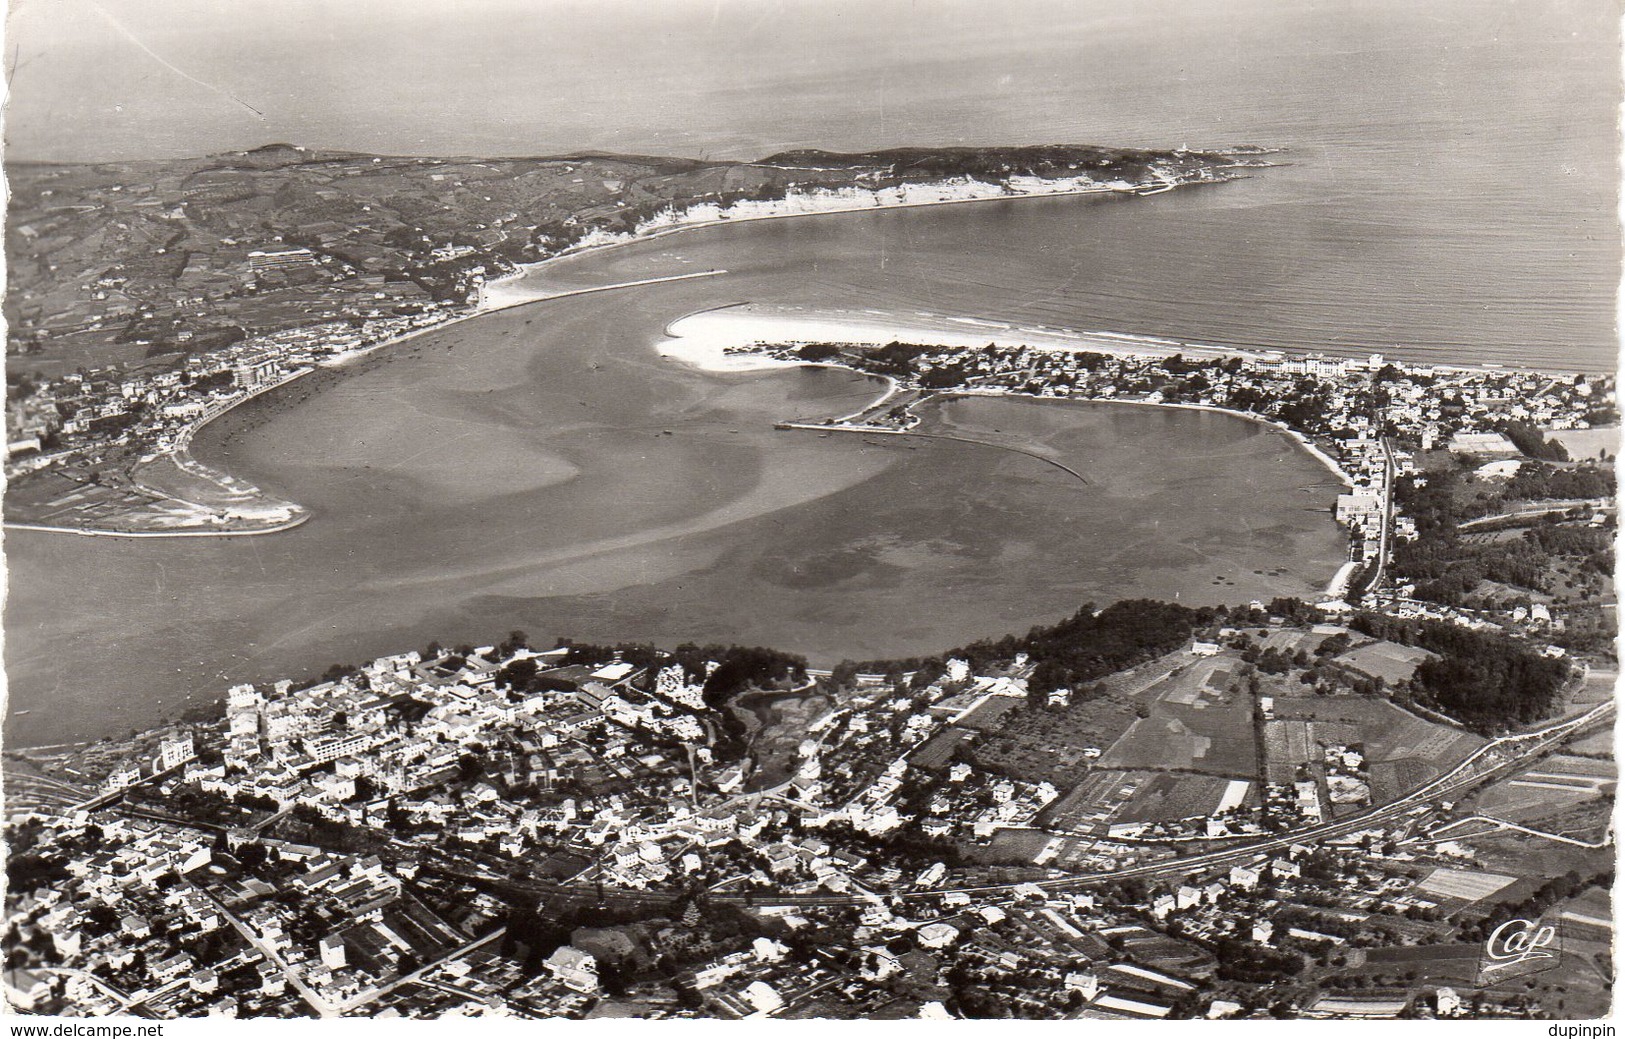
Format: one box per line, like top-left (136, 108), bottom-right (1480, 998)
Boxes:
top-left (1333, 639), bottom-right (1438, 685)
top-left (1567, 667), bottom-right (1618, 711)
top-left (1355, 943), bottom-right (1484, 983)
top-left (1113, 773), bottom-right (1252, 824)
top-left (1413, 867), bottom-right (1518, 902)
top-left (1262, 720), bottom-right (1310, 783)
top-left (968, 687), bottom-right (1143, 785)
top-left (909, 726), bottom-right (974, 770)
top-left (1269, 696), bottom-right (1483, 801)
top-left (1471, 753), bottom-right (1616, 823)
top-left (1565, 726), bottom-right (1614, 757)
top-left (1452, 813), bottom-right (1616, 879)
top-left (1096, 655), bottom-right (1258, 777)
top-left (1041, 768), bottom-right (1251, 832)
top-left (1042, 769), bottom-right (1140, 832)
top-left (1257, 628), bottom-right (1329, 656)
top-left (1543, 424), bottom-right (1619, 460)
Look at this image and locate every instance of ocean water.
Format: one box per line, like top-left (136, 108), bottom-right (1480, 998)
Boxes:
top-left (7, 0), bottom-right (1617, 368)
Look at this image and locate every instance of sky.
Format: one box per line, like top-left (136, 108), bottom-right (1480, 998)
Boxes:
top-left (4, 0), bottom-right (1151, 162)
top-left (3, 0), bottom-right (1618, 171)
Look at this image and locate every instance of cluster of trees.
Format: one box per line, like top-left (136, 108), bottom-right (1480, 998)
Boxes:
top-left (1350, 612), bottom-right (1572, 731)
top-left (844, 599), bottom-right (1240, 699)
top-left (951, 599), bottom-right (1216, 694)
top-left (862, 340), bottom-right (935, 376)
top-left (1504, 462), bottom-right (1614, 502)
top-left (688, 645), bottom-right (808, 707)
top-left (1497, 420), bottom-right (1569, 462)
top-left (1392, 466), bottom-right (1614, 606)
top-left (1213, 937), bottom-right (1305, 983)
top-left (795, 343), bottom-right (844, 362)
top-left (1457, 870), bottom-right (1610, 944)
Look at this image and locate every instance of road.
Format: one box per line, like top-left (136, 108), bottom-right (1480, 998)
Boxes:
top-left (192, 882), bottom-right (338, 1018)
top-left (335, 927), bottom-right (507, 1015)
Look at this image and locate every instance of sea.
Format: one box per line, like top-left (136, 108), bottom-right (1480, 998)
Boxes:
top-left (3, 0), bottom-right (1618, 745)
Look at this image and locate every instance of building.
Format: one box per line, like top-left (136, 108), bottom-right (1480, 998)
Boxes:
top-left (232, 352), bottom-right (280, 390)
top-left (917, 922), bottom-right (960, 949)
top-left (743, 981), bottom-right (784, 1016)
top-left (1335, 491), bottom-right (1384, 527)
top-left (543, 946), bottom-right (598, 993)
top-left (306, 731), bottom-right (379, 765)
top-left (247, 248), bottom-right (316, 274)
top-left (1064, 971), bottom-right (1100, 1001)
top-left (159, 733), bottom-right (196, 771)
top-left (319, 934), bottom-right (347, 970)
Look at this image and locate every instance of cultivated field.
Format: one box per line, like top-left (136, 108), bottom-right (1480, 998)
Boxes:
top-left (1096, 655), bottom-right (1258, 777)
top-left (1472, 753), bottom-right (1616, 823)
top-left (1270, 696), bottom-right (1483, 802)
top-left (1333, 639), bottom-right (1437, 685)
top-left (1413, 867), bottom-right (1518, 903)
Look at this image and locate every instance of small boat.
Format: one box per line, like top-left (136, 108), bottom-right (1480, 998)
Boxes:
top-left (12, 709), bottom-right (31, 716)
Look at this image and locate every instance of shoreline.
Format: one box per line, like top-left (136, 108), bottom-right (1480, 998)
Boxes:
top-left (657, 314), bottom-right (1359, 599)
top-left (477, 173), bottom-right (1203, 307)
top-left (657, 309), bottom-right (1358, 489)
top-left (1, 513), bottom-right (312, 539)
top-left (11, 169), bottom-right (1183, 540)
top-left (6, 271), bottom-right (729, 540)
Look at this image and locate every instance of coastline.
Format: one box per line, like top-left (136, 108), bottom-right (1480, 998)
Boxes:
top-left (17, 170), bottom-right (1362, 559)
top-left (656, 308), bottom-right (1357, 488)
top-left (1, 514), bottom-right (312, 539)
top-left (656, 311), bottom-right (1360, 599)
top-left (5, 271), bottom-right (729, 540)
top-left (477, 172), bottom-right (1208, 309)
top-left (8, 172), bottom-right (1217, 540)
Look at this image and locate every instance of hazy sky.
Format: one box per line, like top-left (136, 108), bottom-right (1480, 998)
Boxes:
top-left (4, 0), bottom-right (1135, 161)
top-left (4, 0), bottom-right (1618, 163)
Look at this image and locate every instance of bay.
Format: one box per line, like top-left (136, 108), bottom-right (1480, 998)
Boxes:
top-left (3, 217), bottom-right (1348, 746)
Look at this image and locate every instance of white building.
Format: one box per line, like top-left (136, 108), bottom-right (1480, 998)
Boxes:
top-left (159, 733), bottom-right (196, 771)
top-left (543, 946), bottom-right (598, 993)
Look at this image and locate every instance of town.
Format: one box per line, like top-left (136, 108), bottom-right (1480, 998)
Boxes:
top-left (3, 143), bottom-right (1615, 1026)
top-left (5, 582), bottom-right (1613, 1018)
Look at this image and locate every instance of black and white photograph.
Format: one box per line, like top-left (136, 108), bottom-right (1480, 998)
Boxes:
top-left (0, 0), bottom-right (1617, 1023)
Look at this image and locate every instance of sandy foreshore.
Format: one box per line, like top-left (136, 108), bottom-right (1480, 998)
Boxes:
top-left (657, 302), bottom-right (1278, 374)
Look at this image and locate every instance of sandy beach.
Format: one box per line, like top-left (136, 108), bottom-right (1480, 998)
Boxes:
top-left (657, 301), bottom-right (1277, 375)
